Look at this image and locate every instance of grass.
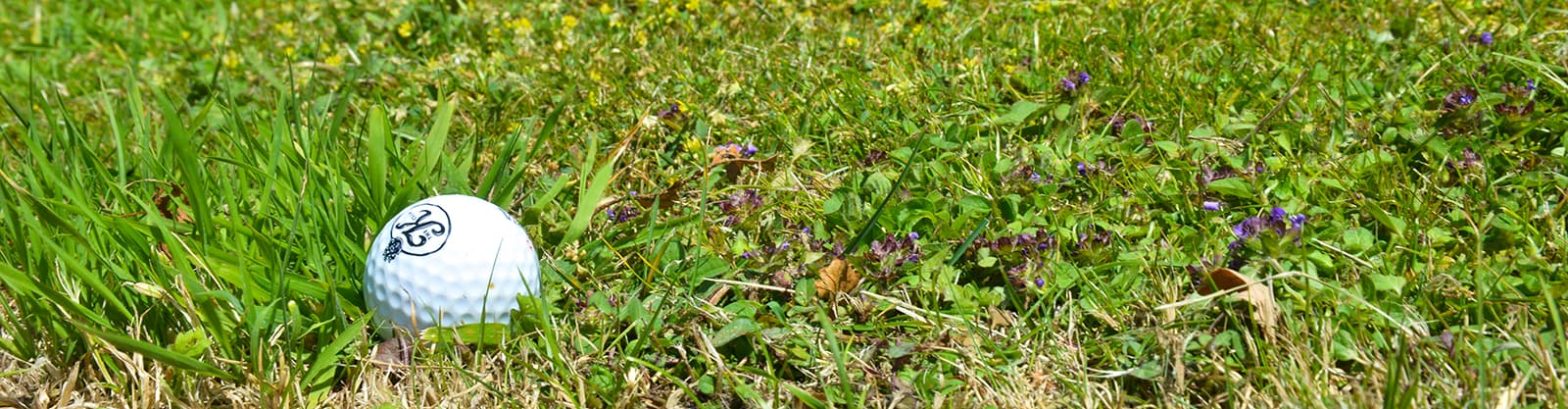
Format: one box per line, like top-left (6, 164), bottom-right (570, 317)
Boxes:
top-left (1, 0), bottom-right (1566, 407)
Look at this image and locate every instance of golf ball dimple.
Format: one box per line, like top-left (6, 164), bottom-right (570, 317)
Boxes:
top-left (364, 194), bottom-right (540, 334)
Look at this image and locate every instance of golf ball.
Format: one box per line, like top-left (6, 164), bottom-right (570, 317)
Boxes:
top-left (364, 194), bottom-right (540, 334)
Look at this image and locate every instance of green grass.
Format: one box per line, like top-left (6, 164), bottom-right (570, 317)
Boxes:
top-left (2, 0), bottom-right (1566, 406)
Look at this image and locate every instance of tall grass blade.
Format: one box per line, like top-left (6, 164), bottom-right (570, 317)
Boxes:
top-left (560, 133), bottom-right (618, 245)
top-left (73, 320), bottom-right (236, 381)
top-left (367, 106), bottom-right (390, 205)
top-left (419, 99), bottom-right (456, 187)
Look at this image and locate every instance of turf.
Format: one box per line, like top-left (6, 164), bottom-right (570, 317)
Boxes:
top-left (2, 0), bottom-right (1566, 407)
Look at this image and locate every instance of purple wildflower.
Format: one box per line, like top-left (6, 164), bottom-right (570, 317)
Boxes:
top-left (606, 205), bottom-right (641, 223)
top-left (718, 189), bottom-right (764, 214)
top-left (1495, 101), bottom-right (1535, 117)
top-left (1202, 201), bottom-right (1223, 211)
top-left (1076, 162), bottom-right (1087, 176)
top-left (863, 150), bottom-right (887, 165)
top-left (1226, 253), bottom-right (1248, 270)
top-left (1232, 216), bottom-right (1263, 240)
top-left (1443, 87), bottom-right (1478, 111)
top-left (1034, 277), bottom-right (1046, 288)
top-left (713, 142), bottom-right (758, 161)
top-left (1108, 113), bottom-right (1155, 136)
top-left (1469, 31), bottom-right (1493, 46)
top-left (1451, 148), bottom-right (1484, 171)
top-left (657, 103), bottom-right (683, 119)
top-left (1527, 79), bottom-right (1536, 91)
top-left (1198, 165), bottom-right (1239, 186)
top-left (1059, 71), bottom-right (1090, 93)
top-left (1228, 207), bottom-right (1309, 253)
top-left (908, 232), bottom-right (920, 241)
top-left (1010, 165), bottom-right (1043, 184)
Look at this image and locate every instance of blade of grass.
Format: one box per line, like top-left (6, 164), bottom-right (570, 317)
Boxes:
top-left (947, 217), bottom-right (989, 266)
top-left (29, 224), bottom-right (132, 323)
top-left (560, 133), bottom-right (620, 245)
top-left (367, 106), bottom-right (390, 206)
top-left (157, 93), bottom-right (211, 238)
top-left (492, 107), bottom-right (563, 204)
top-left (815, 308), bottom-right (848, 408)
top-left (847, 132), bottom-right (928, 254)
top-left (478, 124), bottom-right (526, 201)
top-left (72, 319), bottom-right (236, 381)
top-left (302, 315), bottom-right (368, 401)
top-left (418, 98), bottom-right (456, 186)
top-left (0, 89), bottom-right (29, 130)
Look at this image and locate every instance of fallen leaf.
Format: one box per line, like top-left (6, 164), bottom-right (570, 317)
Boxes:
top-left (771, 268), bottom-right (795, 289)
top-left (153, 186), bottom-right (193, 223)
top-left (371, 335), bottom-right (411, 369)
top-left (1200, 267), bottom-right (1278, 338)
top-left (815, 258), bottom-right (860, 298)
top-left (987, 306), bottom-right (1015, 328)
top-left (1196, 267), bottom-right (1249, 295)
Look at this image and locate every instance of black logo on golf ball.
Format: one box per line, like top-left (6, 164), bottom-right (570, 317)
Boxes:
top-left (383, 203), bottom-right (451, 262)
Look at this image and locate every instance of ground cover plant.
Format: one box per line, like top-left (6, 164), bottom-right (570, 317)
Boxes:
top-left (1, 0), bottom-right (1566, 407)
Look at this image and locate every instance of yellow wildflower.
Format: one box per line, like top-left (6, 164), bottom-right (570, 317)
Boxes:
top-left (507, 17), bottom-right (534, 35)
top-left (600, 3), bottom-right (613, 14)
top-left (879, 22), bottom-right (899, 35)
top-left (921, 0), bottom-right (947, 9)
top-left (683, 137), bottom-right (704, 154)
top-left (841, 36), bottom-right (861, 48)
top-left (324, 54), bottom-right (344, 67)
top-left (397, 21), bottom-right (414, 38)
top-left (222, 51), bottom-right (241, 69)
top-left (686, 0), bottom-right (702, 12)
top-left (562, 15), bottom-right (579, 31)
top-left (274, 22), bottom-right (296, 38)
top-left (283, 46), bottom-right (297, 59)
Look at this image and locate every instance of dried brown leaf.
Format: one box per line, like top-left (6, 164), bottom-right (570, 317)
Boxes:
top-left (153, 186), bottom-right (192, 223)
top-left (371, 336), bottom-right (411, 369)
top-left (814, 258), bottom-right (860, 298)
top-left (1203, 268), bottom-right (1278, 338)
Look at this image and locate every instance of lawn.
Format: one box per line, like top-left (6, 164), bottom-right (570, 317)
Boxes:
top-left (2, 0), bottom-right (1566, 407)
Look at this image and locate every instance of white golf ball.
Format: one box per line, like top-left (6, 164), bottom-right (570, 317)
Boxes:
top-left (364, 194), bottom-right (540, 334)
